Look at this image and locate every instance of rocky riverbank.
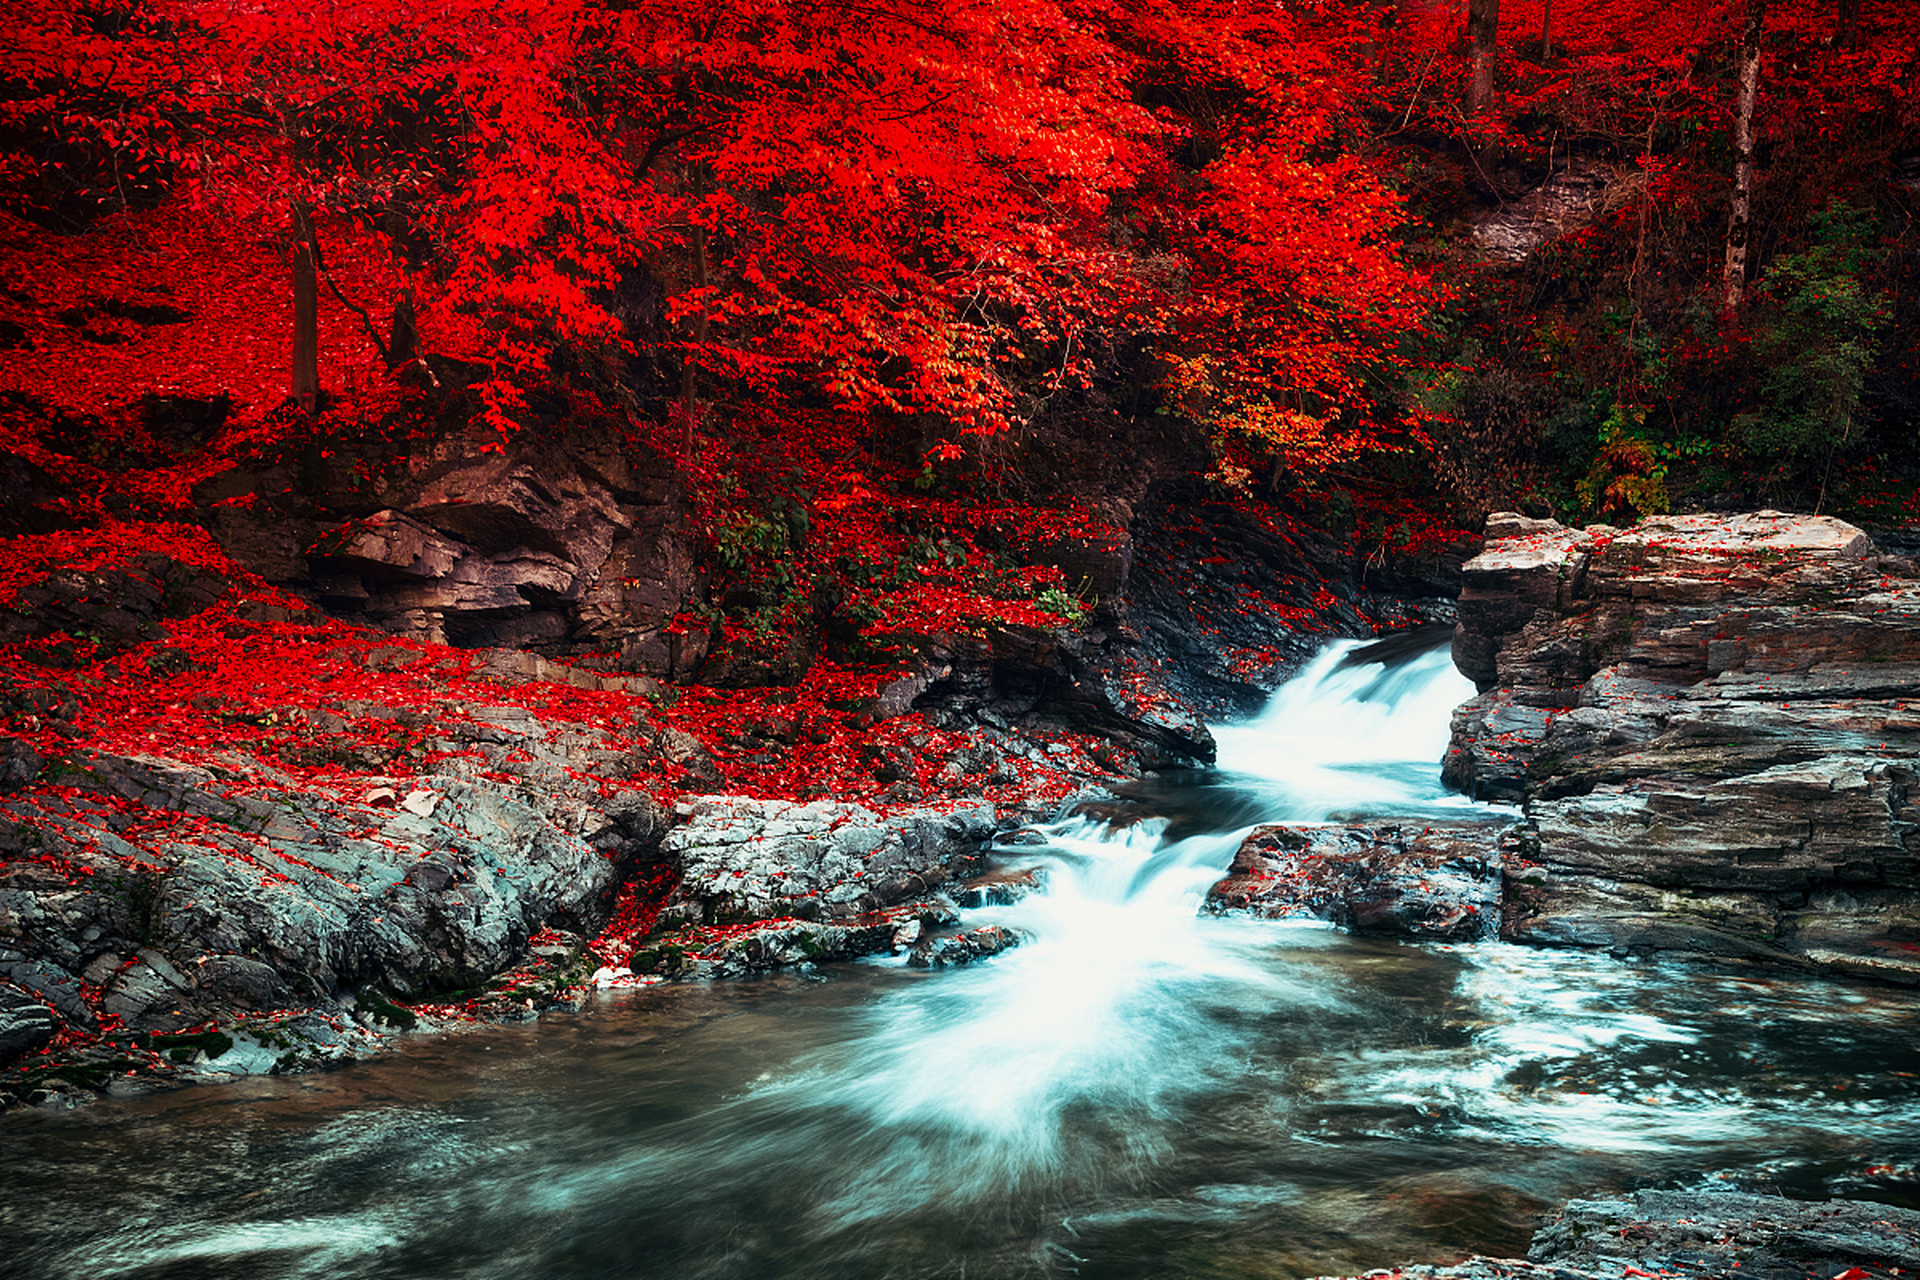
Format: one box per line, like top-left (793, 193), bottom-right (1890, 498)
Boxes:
top-left (0, 440), bottom-right (1448, 1106)
top-left (8, 501), bottom-right (1917, 1117)
top-left (0, 527), bottom-right (1120, 1106)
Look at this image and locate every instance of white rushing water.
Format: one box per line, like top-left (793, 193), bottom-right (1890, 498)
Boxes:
top-left (742, 635), bottom-right (1489, 1223)
top-left (10, 636), bottom-right (1919, 1280)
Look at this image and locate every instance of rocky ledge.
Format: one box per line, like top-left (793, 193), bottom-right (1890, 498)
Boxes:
top-left (1316, 1189), bottom-right (1920, 1280)
top-left (1437, 510), bottom-right (1920, 982)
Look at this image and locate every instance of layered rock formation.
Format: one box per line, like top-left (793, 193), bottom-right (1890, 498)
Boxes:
top-left (206, 422), bottom-right (714, 679)
top-left (1444, 511), bottom-right (1920, 982)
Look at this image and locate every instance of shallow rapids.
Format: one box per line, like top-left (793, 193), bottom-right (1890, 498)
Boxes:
top-left (5, 638), bottom-right (1917, 1280)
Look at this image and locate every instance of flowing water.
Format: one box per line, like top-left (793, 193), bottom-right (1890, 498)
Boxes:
top-left (5, 640), bottom-right (1918, 1280)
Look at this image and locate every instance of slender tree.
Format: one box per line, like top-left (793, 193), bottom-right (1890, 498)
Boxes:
top-left (1724, 0), bottom-right (1767, 308)
top-left (1467, 0), bottom-right (1501, 116)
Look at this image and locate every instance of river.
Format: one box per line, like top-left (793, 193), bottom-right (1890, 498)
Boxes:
top-left (4, 639), bottom-right (1917, 1279)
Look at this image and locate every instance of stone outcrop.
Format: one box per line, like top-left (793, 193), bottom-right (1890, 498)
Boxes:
top-left (624, 797), bottom-right (1022, 978)
top-left (1128, 483), bottom-right (1465, 720)
top-left (1447, 510), bottom-right (1920, 982)
top-left (902, 623), bottom-right (1217, 769)
top-left (657, 796), bottom-right (996, 928)
top-left (0, 663), bottom-right (673, 1100)
top-left (1206, 823), bottom-right (1509, 941)
top-left (204, 422), bottom-right (712, 680)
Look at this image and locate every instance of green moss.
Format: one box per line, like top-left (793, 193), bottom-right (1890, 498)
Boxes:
top-left (34, 1057), bottom-right (143, 1087)
top-left (142, 1029), bottom-right (234, 1061)
top-left (355, 988), bottom-right (418, 1030)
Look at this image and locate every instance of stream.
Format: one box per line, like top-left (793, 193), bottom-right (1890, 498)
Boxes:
top-left (4, 640), bottom-right (1918, 1279)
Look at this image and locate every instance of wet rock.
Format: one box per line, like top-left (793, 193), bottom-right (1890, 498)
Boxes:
top-left (948, 866), bottom-right (1042, 909)
top-left (684, 917), bottom-right (908, 977)
top-left (655, 796), bottom-right (998, 929)
top-left (1450, 511), bottom-right (1920, 980)
top-left (0, 700), bottom-right (672, 1060)
top-left (1207, 824), bottom-right (1509, 941)
top-left (903, 623), bottom-right (1217, 768)
top-left (0, 987), bottom-right (55, 1062)
top-left (1128, 484), bottom-right (1403, 719)
top-left (907, 923), bottom-right (1022, 968)
top-left (1530, 1190), bottom-right (1920, 1280)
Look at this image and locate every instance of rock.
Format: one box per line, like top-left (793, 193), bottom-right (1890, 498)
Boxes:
top-left (1530, 1191), bottom-right (1920, 1280)
top-left (685, 917), bottom-right (905, 977)
top-left (1207, 824), bottom-right (1509, 941)
top-left (1128, 483), bottom-right (1398, 719)
top-left (213, 424), bottom-right (709, 679)
top-left (1470, 162), bottom-right (1617, 263)
top-left (0, 987), bottom-right (55, 1062)
top-left (1450, 521), bottom-right (1594, 692)
top-left (906, 922), bottom-right (1022, 968)
top-left (0, 690), bottom-right (672, 1060)
top-left (1305, 1191), bottom-right (1920, 1280)
top-left (654, 797), bottom-right (998, 929)
top-left (0, 736), bottom-right (39, 790)
top-left (0, 954), bottom-right (94, 1029)
top-left (902, 623), bottom-right (1217, 768)
top-left (1449, 511), bottom-right (1920, 979)
top-left (0, 551), bottom-right (230, 656)
top-left (322, 510), bottom-right (464, 580)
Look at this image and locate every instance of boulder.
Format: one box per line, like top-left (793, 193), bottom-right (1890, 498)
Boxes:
top-left (907, 923), bottom-right (1022, 968)
top-left (1207, 823), bottom-right (1509, 941)
top-left (655, 796), bottom-right (998, 928)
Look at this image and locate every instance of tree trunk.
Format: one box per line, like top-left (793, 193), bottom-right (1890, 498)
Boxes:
top-left (680, 220), bottom-right (709, 456)
top-left (388, 286), bottom-right (418, 373)
top-left (1539, 0), bottom-right (1553, 61)
top-left (1723, 0), bottom-right (1766, 309)
top-left (1833, 0), bottom-right (1859, 49)
top-left (1466, 0), bottom-right (1500, 117)
top-left (291, 199), bottom-right (320, 415)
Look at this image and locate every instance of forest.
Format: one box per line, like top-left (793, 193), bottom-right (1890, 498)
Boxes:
top-left (4, 0), bottom-right (1915, 579)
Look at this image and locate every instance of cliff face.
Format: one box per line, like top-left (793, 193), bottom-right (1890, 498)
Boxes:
top-left (1446, 511), bottom-right (1920, 983)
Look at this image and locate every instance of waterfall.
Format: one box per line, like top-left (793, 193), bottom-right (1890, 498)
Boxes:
top-left (720, 635), bottom-right (1488, 1225)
